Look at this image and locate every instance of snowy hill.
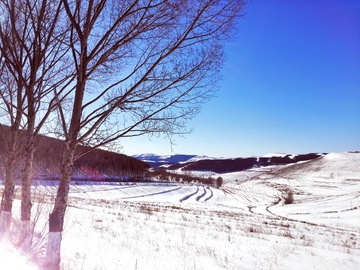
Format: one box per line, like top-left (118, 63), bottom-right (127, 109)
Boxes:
top-left (247, 151), bottom-right (360, 227)
top-left (2, 151), bottom-right (359, 269)
top-left (257, 151), bottom-right (360, 181)
top-left (132, 153), bottom-right (207, 167)
top-left (0, 124), bottom-right (149, 181)
top-left (134, 152), bottom-right (323, 173)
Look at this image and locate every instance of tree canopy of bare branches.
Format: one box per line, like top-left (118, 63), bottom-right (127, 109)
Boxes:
top-left (0, 0), bottom-right (247, 268)
top-left (0, 0), bottom-right (72, 247)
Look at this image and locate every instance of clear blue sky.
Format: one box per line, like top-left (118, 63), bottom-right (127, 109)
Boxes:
top-left (122, 0), bottom-right (360, 158)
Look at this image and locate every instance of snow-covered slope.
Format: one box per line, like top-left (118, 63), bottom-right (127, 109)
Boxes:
top-left (259, 151), bottom-right (359, 180)
top-left (249, 151), bottom-right (360, 228)
top-left (133, 153), bottom-right (208, 167)
top-left (142, 152), bottom-right (323, 173)
top-left (261, 152), bottom-right (293, 158)
top-left (2, 151), bottom-right (359, 269)
top-left (63, 151), bottom-right (360, 269)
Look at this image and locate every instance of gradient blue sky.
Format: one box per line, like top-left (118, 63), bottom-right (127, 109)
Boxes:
top-left (122, 0), bottom-right (360, 158)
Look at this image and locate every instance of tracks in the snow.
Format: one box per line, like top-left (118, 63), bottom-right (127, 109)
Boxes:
top-left (180, 185), bottom-right (213, 203)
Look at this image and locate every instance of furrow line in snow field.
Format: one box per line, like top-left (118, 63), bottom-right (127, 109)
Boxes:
top-left (179, 186), bottom-right (199, 202)
top-left (121, 186), bottom-right (183, 200)
top-left (195, 186), bottom-right (207, 201)
top-left (69, 185), bottom-right (136, 194)
top-left (264, 196), bottom-right (360, 236)
top-left (204, 187), bottom-right (213, 201)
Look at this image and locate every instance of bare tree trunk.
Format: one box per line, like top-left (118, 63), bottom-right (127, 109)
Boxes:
top-left (44, 230), bottom-right (62, 270)
top-left (0, 210), bottom-right (12, 236)
top-left (42, 0), bottom-right (245, 268)
top-left (45, 42), bottom-right (85, 267)
top-left (44, 142), bottom-right (75, 270)
top-left (0, 134), bottom-right (17, 235)
top-left (19, 134), bottom-right (35, 250)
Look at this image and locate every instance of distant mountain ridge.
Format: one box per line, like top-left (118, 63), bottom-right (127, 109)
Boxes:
top-left (134, 153), bottom-right (324, 173)
top-left (132, 153), bottom-right (204, 168)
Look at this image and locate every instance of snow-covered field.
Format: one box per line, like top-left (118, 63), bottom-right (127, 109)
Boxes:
top-left (1, 152), bottom-right (360, 269)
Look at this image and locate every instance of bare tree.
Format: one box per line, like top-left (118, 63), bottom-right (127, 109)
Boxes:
top-left (44, 0), bottom-right (246, 268)
top-left (216, 176), bottom-right (223, 188)
top-left (0, 62), bottom-right (25, 234)
top-left (0, 0), bottom-right (72, 248)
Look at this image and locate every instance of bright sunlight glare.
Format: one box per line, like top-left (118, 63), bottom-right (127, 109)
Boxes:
top-left (0, 242), bottom-right (38, 270)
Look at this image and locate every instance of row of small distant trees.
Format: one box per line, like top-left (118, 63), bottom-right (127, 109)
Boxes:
top-left (0, 0), bottom-right (245, 269)
top-left (148, 168), bottom-right (223, 188)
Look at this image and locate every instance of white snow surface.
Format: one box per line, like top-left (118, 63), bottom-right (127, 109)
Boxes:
top-left (261, 152), bottom-right (292, 158)
top-left (261, 152), bottom-right (300, 158)
top-left (1, 152), bottom-right (359, 269)
top-left (181, 155), bottom-right (213, 163)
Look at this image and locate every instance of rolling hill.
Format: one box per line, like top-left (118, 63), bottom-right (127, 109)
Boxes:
top-left (0, 125), bottom-right (149, 181)
top-left (135, 152), bottom-right (323, 173)
top-left (4, 150), bottom-right (357, 269)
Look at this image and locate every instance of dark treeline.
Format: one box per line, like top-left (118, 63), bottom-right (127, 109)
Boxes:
top-left (0, 125), bottom-right (149, 181)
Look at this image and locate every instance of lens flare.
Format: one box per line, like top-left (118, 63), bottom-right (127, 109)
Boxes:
top-left (0, 242), bottom-right (38, 270)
